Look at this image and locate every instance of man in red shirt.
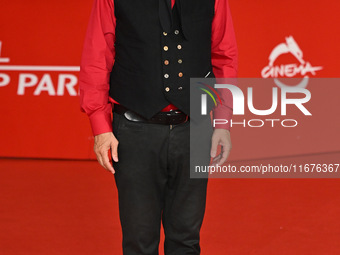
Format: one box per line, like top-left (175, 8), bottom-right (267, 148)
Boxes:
top-left (80, 0), bottom-right (237, 254)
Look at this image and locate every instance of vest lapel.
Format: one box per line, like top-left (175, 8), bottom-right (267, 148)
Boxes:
top-left (176, 0), bottom-right (188, 40)
top-left (159, 0), bottom-right (173, 33)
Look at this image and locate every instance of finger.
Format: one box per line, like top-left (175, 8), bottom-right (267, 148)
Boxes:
top-left (96, 147), bottom-right (108, 170)
top-left (210, 136), bottom-right (219, 158)
top-left (217, 144), bottom-right (231, 166)
top-left (103, 158), bottom-right (115, 174)
top-left (211, 154), bottom-right (222, 167)
top-left (96, 152), bottom-right (106, 169)
top-left (101, 150), bottom-right (115, 173)
top-left (111, 141), bottom-right (119, 162)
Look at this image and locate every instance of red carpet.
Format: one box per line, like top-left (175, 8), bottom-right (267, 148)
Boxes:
top-left (0, 158), bottom-right (339, 255)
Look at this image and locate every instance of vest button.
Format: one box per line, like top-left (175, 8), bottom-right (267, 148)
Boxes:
top-left (178, 86), bottom-right (183, 90)
top-left (178, 59), bottom-right (183, 64)
top-left (163, 46), bottom-right (169, 51)
top-left (164, 60), bottom-right (169, 65)
top-left (164, 74), bottom-right (169, 78)
top-left (165, 87), bottom-right (170, 92)
top-left (177, 44), bottom-right (182, 50)
top-left (163, 32), bottom-right (168, 36)
top-left (178, 72), bottom-right (183, 77)
top-left (174, 30), bottom-right (180, 35)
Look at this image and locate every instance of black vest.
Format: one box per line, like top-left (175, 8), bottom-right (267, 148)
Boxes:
top-left (110, 0), bottom-right (216, 119)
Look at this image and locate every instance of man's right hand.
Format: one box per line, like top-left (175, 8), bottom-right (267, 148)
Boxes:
top-left (94, 132), bottom-right (119, 174)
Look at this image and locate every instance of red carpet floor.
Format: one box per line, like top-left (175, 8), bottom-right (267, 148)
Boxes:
top-left (0, 158), bottom-right (339, 255)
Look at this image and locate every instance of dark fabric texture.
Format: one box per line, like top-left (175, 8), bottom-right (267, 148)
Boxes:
top-left (112, 112), bottom-right (212, 255)
top-left (110, 0), bottom-right (215, 119)
top-left (159, 0), bottom-right (173, 33)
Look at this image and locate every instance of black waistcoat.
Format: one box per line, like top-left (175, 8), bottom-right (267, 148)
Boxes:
top-left (110, 0), bottom-right (216, 119)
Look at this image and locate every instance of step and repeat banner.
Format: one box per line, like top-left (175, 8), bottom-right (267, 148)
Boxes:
top-left (0, 0), bottom-right (339, 160)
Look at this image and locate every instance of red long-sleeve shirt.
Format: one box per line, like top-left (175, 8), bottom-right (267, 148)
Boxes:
top-left (79, 0), bottom-right (238, 136)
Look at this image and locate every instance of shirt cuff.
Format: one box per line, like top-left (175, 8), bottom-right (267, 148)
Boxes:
top-left (89, 110), bottom-right (113, 136)
top-left (212, 106), bottom-right (233, 131)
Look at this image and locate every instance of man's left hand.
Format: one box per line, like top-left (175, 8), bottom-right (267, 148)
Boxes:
top-left (210, 129), bottom-right (232, 166)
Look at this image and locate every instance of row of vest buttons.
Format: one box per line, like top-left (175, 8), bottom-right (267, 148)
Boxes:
top-left (165, 86), bottom-right (183, 92)
top-left (163, 30), bottom-right (180, 36)
top-left (164, 59), bottom-right (182, 65)
top-left (164, 59), bottom-right (182, 80)
top-left (163, 45), bottom-right (182, 51)
top-left (164, 73), bottom-right (183, 78)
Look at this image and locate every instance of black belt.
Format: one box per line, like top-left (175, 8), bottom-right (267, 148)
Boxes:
top-left (113, 104), bottom-right (188, 125)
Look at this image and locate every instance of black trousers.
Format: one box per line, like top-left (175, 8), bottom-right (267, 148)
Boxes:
top-left (112, 112), bottom-right (212, 255)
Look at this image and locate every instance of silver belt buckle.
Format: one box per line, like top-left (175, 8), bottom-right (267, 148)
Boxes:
top-left (124, 111), bottom-right (145, 122)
